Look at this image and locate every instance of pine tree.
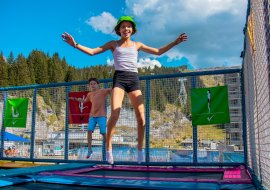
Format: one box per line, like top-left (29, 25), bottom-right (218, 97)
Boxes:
top-left (0, 51), bottom-right (9, 87)
top-left (52, 52), bottom-right (64, 82)
top-left (7, 51), bottom-right (17, 87)
top-left (47, 56), bottom-right (62, 83)
top-left (27, 51), bottom-right (36, 85)
top-left (65, 65), bottom-right (78, 82)
top-left (17, 53), bottom-right (31, 86)
top-left (47, 57), bottom-right (54, 83)
top-left (72, 66), bottom-right (78, 81)
top-left (83, 69), bottom-right (90, 80)
top-left (61, 56), bottom-right (68, 80)
top-left (68, 66), bottom-right (74, 82)
top-left (103, 67), bottom-right (110, 79)
top-left (33, 51), bottom-right (48, 84)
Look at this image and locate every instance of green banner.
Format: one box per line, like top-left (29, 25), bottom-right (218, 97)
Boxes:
top-left (4, 98), bottom-right (28, 128)
top-left (191, 86), bottom-right (230, 125)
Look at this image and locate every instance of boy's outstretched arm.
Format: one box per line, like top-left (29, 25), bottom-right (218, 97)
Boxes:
top-left (68, 97), bottom-right (87, 103)
top-left (62, 32), bottom-right (114, 56)
top-left (137, 33), bottom-right (188, 56)
top-left (105, 88), bottom-right (112, 96)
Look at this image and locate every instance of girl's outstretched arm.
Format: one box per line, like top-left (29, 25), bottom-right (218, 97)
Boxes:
top-left (62, 32), bottom-right (114, 56)
top-left (137, 33), bottom-right (188, 56)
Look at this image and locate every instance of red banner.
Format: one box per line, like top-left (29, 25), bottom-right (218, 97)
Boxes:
top-left (68, 91), bottom-right (92, 124)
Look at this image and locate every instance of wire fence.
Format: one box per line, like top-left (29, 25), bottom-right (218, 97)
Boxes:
top-left (243, 0), bottom-right (270, 189)
top-left (0, 69), bottom-right (244, 166)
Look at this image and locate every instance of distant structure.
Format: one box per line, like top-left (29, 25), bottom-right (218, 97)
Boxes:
top-left (191, 66), bottom-right (241, 72)
top-left (174, 78), bottom-right (187, 107)
top-left (224, 72), bottom-right (243, 150)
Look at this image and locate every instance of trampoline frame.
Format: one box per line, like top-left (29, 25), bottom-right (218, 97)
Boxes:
top-left (1, 68), bottom-right (255, 188)
top-left (38, 164), bottom-right (252, 184)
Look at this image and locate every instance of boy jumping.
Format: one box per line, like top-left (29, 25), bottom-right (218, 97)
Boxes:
top-left (69, 77), bottom-right (112, 159)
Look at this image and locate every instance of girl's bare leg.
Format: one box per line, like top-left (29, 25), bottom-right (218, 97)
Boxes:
top-left (106, 87), bottom-right (125, 151)
top-left (129, 90), bottom-right (145, 164)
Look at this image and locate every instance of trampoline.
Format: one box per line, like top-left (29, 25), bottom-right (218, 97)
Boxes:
top-left (35, 165), bottom-right (255, 189)
top-left (0, 163), bottom-right (257, 189)
top-left (38, 165), bottom-right (252, 183)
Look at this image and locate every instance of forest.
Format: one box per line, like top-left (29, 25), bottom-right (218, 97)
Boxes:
top-left (0, 50), bottom-right (188, 88)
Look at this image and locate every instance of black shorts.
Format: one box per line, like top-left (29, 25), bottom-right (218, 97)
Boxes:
top-left (113, 70), bottom-right (141, 93)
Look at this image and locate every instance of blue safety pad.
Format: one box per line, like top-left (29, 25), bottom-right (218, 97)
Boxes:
top-left (0, 177), bottom-right (32, 187)
top-left (219, 184), bottom-right (256, 190)
top-left (34, 175), bottom-right (219, 190)
top-left (0, 163), bottom-right (95, 177)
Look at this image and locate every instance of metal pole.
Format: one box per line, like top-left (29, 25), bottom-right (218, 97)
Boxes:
top-left (64, 86), bottom-right (70, 160)
top-left (145, 80), bottom-right (150, 164)
top-left (103, 83), bottom-right (108, 161)
top-left (191, 76), bottom-right (197, 163)
top-left (30, 89), bottom-right (37, 160)
top-left (0, 91), bottom-right (7, 158)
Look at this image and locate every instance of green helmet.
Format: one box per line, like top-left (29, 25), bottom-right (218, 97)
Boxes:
top-left (114, 16), bottom-right (137, 36)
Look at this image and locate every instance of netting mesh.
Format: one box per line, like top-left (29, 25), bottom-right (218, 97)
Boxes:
top-left (35, 87), bottom-right (67, 159)
top-left (0, 71), bottom-right (244, 164)
top-left (1, 90), bottom-right (33, 158)
top-left (244, 0), bottom-right (270, 189)
top-left (149, 73), bottom-right (243, 163)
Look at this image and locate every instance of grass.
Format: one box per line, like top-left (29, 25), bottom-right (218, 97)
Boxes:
top-left (199, 75), bottom-right (224, 87)
top-left (149, 124), bottom-right (225, 149)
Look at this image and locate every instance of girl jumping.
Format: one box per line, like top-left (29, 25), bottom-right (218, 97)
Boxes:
top-left (62, 16), bottom-right (188, 164)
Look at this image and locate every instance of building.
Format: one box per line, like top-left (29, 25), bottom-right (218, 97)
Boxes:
top-left (224, 71), bottom-right (243, 150)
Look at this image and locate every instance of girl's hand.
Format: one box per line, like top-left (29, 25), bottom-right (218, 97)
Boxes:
top-left (175, 33), bottom-right (188, 45)
top-left (68, 97), bottom-right (74, 100)
top-left (62, 32), bottom-right (76, 47)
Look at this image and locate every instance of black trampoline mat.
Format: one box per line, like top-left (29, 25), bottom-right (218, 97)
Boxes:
top-left (81, 170), bottom-right (224, 180)
top-left (1, 182), bottom-right (120, 190)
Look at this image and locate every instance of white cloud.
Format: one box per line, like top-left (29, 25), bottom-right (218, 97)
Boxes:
top-left (133, 4), bottom-right (143, 16)
top-left (124, 0), bottom-right (247, 68)
top-left (85, 12), bottom-right (117, 34)
top-left (137, 58), bottom-right (161, 69)
top-left (107, 57), bottom-right (114, 66)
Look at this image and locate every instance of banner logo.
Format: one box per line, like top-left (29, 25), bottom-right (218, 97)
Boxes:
top-left (12, 106), bottom-right (20, 117)
top-left (79, 95), bottom-right (88, 113)
top-left (4, 98), bottom-right (28, 128)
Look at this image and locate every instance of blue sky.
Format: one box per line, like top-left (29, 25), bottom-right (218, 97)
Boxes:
top-left (0, 0), bottom-right (247, 69)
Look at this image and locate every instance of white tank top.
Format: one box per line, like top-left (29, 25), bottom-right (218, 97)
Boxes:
top-left (112, 41), bottom-right (138, 73)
